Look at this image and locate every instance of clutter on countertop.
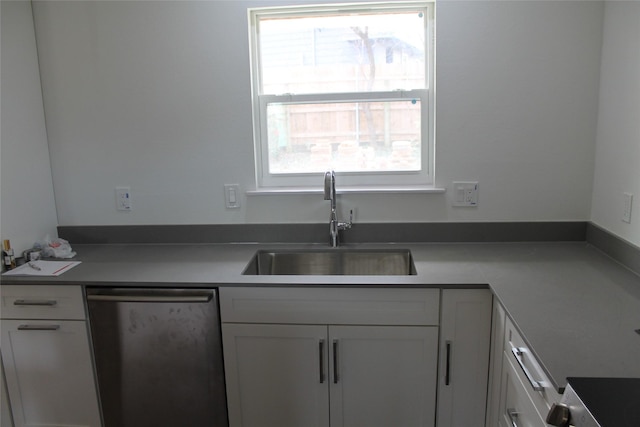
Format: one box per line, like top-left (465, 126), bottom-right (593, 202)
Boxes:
top-left (2, 260), bottom-right (82, 277)
top-left (2, 236), bottom-right (78, 274)
top-left (2, 239), bottom-right (17, 270)
top-left (23, 247), bottom-right (42, 262)
top-left (34, 236), bottom-right (77, 259)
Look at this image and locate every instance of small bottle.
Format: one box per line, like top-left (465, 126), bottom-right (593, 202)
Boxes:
top-left (3, 239), bottom-right (17, 270)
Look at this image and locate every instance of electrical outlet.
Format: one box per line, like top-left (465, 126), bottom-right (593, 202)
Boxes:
top-left (452, 182), bottom-right (478, 207)
top-left (623, 192), bottom-right (633, 223)
top-left (115, 187), bottom-right (132, 211)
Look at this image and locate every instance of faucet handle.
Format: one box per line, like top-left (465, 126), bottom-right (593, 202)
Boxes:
top-left (338, 209), bottom-right (353, 230)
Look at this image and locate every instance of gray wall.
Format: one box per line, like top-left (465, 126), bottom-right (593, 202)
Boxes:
top-left (30, 0), bottom-right (603, 226)
top-left (591, 1), bottom-right (640, 247)
top-left (5, 1), bottom-right (637, 248)
top-left (1, 0), bottom-right (59, 253)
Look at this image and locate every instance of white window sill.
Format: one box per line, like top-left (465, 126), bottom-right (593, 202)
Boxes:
top-left (246, 186), bottom-right (446, 196)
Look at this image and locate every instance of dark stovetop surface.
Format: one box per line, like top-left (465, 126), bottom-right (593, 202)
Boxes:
top-left (567, 377), bottom-right (640, 427)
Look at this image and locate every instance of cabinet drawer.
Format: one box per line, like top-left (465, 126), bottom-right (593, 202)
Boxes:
top-left (1, 285), bottom-right (85, 320)
top-left (504, 317), bottom-right (561, 417)
top-left (220, 287), bottom-right (440, 325)
top-left (499, 355), bottom-right (547, 427)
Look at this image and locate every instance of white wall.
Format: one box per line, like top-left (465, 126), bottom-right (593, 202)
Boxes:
top-left (0, 0), bottom-right (58, 253)
top-left (590, 1), bottom-right (640, 247)
top-left (31, 0), bottom-right (604, 226)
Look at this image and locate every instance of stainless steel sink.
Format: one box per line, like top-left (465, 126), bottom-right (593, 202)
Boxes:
top-left (242, 249), bottom-right (416, 276)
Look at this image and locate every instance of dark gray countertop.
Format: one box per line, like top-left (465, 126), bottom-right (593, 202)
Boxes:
top-left (2, 241), bottom-right (640, 392)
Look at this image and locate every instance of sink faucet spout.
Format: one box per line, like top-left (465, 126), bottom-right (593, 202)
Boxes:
top-left (324, 170), bottom-right (336, 211)
top-left (323, 170), bottom-right (352, 247)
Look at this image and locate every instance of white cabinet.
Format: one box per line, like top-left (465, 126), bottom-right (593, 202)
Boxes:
top-left (329, 325), bottom-right (438, 427)
top-left (487, 302), bottom-right (562, 427)
top-left (2, 362), bottom-right (14, 427)
top-left (1, 285), bottom-right (102, 427)
top-left (220, 287), bottom-right (440, 326)
top-left (223, 323), bottom-right (329, 427)
top-left (437, 289), bottom-right (493, 427)
top-left (485, 298), bottom-right (507, 427)
top-left (221, 287), bottom-right (440, 427)
top-left (498, 356), bottom-right (547, 427)
top-left (503, 317), bottom-right (561, 418)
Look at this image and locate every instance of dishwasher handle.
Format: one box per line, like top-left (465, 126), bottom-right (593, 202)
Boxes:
top-left (87, 289), bottom-right (214, 303)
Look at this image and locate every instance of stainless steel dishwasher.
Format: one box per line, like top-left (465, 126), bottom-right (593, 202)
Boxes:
top-left (86, 288), bottom-right (228, 427)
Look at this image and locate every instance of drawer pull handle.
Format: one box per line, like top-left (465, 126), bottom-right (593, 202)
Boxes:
top-left (332, 340), bottom-right (339, 384)
top-left (13, 299), bottom-right (57, 306)
top-left (319, 340), bottom-right (325, 384)
top-left (18, 324), bottom-right (60, 331)
top-left (511, 346), bottom-right (544, 391)
top-left (445, 340), bottom-right (452, 386)
top-left (506, 408), bottom-right (519, 427)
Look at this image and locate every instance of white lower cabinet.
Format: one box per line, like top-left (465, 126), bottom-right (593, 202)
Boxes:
top-left (1, 362), bottom-right (14, 427)
top-left (221, 287), bottom-right (494, 427)
top-left (0, 285), bottom-right (102, 427)
top-left (488, 302), bottom-right (562, 427)
top-left (485, 298), bottom-right (508, 427)
top-left (498, 357), bottom-right (547, 427)
top-left (223, 323), bottom-right (438, 427)
top-left (221, 287), bottom-right (440, 427)
top-left (437, 289), bottom-right (493, 427)
top-left (223, 323), bottom-right (330, 427)
top-left (329, 325), bottom-right (438, 427)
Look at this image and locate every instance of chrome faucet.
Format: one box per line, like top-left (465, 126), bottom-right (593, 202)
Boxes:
top-left (323, 170), bottom-right (352, 247)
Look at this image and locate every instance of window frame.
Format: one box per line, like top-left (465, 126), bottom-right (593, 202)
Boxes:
top-left (248, 2), bottom-right (435, 190)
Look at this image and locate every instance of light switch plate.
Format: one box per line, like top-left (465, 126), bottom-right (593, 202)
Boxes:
top-left (452, 182), bottom-right (478, 207)
top-left (623, 192), bottom-right (633, 223)
top-left (225, 184), bottom-right (241, 209)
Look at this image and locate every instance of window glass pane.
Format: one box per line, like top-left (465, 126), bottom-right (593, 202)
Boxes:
top-left (266, 100), bottom-right (421, 174)
top-left (259, 11), bottom-right (426, 95)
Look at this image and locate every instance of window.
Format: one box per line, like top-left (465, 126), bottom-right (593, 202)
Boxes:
top-left (249, 2), bottom-right (434, 190)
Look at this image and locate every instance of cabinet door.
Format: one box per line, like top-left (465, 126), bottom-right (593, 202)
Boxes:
top-left (1, 361), bottom-right (14, 427)
top-left (437, 289), bottom-right (493, 427)
top-left (222, 323), bottom-right (329, 427)
top-left (1, 320), bottom-right (102, 427)
top-left (329, 325), bottom-right (438, 427)
top-left (486, 298), bottom-right (507, 427)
